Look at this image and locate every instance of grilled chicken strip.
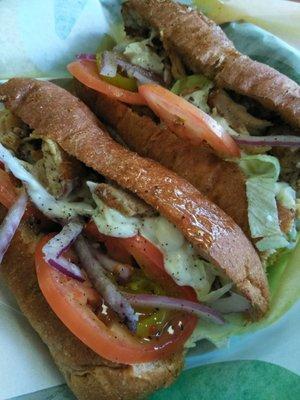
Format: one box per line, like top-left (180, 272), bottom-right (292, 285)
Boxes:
top-left (94, 182), bottom-right (156, 218)
top-left (0, 109), bottom-right (83, 198)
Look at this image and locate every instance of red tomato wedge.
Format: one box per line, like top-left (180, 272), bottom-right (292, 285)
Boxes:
top-left (36, 234), bottom-right (197, 364)
top-left (67, 60), bottom-right (146, 105)
top-left (139, 83), bottom-right (241, 158)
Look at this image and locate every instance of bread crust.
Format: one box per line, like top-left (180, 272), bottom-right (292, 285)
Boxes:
top-left (0, 206), bottom-right (183, 400)
top-left (0, 78), bottom-right (269, 314)
top-left (122, 0), bottom-right (300, 129)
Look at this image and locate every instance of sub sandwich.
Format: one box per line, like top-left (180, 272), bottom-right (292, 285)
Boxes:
top-left (69, 0), bottom-right (300, 265)
top-left (0, 78), bottom-right (267, 400)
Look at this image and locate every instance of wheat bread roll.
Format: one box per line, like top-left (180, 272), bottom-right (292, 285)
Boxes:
top-left (122, 0), bottom-right (300, 129)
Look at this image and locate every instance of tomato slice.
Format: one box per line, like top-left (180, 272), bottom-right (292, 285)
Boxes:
top-left (85, 221), bottom-right (132, 263)
top-left (36, 234), bottom-right (197, 364)
top-left (139, 83), bottom-right (241, 158)
top-left (67, 60), bottom-right (146, 105)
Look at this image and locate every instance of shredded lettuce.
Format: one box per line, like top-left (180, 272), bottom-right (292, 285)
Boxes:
top-left (171, 75), bottom-right (212, 95)
top-left (238, 154), bottom-right (296, 252)
top-left (238, 154), bottom-right (280, 180)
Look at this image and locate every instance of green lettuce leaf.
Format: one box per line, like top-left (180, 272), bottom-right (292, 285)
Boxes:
top-left (171, 74), bottom-right (212, 95)
top-left (245, 177), bottom-right (281, 239)
top-left (171, 75), bottom-right (213, 113)
top-left (238, 154), bottom-right (280, 180)
top-left (237, 154), bottom-right (296, 251)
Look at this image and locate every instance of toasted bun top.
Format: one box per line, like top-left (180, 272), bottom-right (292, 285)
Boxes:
top-left (122, 0), bottom-right (300, 129)
top-left (0, 78), bottom-right (268, 314)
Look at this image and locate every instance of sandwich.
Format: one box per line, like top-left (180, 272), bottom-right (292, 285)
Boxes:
top-left (69, 0), bottom-right (300, 267)
top-left (0, 78), bottom-right (267, 400)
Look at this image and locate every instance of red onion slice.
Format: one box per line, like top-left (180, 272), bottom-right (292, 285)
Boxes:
top-left (75, 235), bottom-right (138, 332)
top-left (76, 53), bottom-right (96, 61)
top-left (42, 220), bottom-right (85, 282)
top-left (43, 220), bottom-right (83, 258)
top-left (91, 246), bottom-right (133, 283)
top-left (0, 193), bottom-right (27, 263)
top-left (123, 293), bottom-right (225, 325)
top-left (234, 134), bottom-right (300, 147)
top-left (100, 51), bottom-right (164, 85)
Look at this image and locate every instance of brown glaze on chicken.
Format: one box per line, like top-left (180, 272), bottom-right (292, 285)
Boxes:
top-left (0, 78), bottom-right (268, 314)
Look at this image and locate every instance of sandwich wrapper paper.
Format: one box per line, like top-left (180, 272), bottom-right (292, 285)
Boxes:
top-left (0, 0), bottom-right (299, 399)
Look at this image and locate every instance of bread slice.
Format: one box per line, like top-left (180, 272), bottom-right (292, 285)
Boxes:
top-left (0, 78), bottom-right (269, 315)
top-left (0, 205), bottom-right (183, 400)
top-left (122, 0), bottom-right (300, 129)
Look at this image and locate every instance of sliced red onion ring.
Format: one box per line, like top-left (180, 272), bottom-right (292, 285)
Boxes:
top-left (42, 220), bottom-right (85, 282)
top-left (100, 51), bottom-right (164, 85)
top-left (123, 293), bottom-right (225, 325)
top-left (76, 53), bottom-right (96, 61)
top-left (211, 293), bottom-right (250, 314)
top-left (0, 193), bottom-right (27, 263)
top-left (75, 235), bottom-right (138, 332)
top-left (91, 247), bottom-right (133, 283)
top-left (234, 134), bottom-right (300, 148)
top-left (47, 257), bottom-right (85, 282)
top-left (43, 219), bottom-right (83, 258)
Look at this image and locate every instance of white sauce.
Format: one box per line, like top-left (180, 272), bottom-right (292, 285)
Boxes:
top-left (90, 188), bottom-right (216, 299)
top-left (0, 144), bottom-right (94, 219)
top-left (93, 197), bottom-right (140, 238)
